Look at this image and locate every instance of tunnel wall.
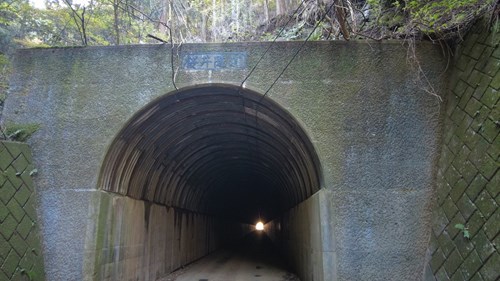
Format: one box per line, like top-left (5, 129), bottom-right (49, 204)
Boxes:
top-left (265, 190), bottom-right (324, 281)
top-left (424, 19), bottom-right (499, 281)
top-left (3, 41), bottom-right (448, 280)
top-left (85, 191), bottom-right (252, 281)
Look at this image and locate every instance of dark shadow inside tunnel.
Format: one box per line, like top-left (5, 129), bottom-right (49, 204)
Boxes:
top-left (99, 84), bottom-right (322, 223)
top-left (95, 84), bottom-right (323, 280)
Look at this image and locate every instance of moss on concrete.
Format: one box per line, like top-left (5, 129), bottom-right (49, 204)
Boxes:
top-left (3, 123), bottom-right (40, 142)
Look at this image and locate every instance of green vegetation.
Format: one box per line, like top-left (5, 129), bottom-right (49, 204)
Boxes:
top-left (0, 53), bottom-right (9, 104)
top-left (0, 0), bottom-right (497, 51)
top-left (2, 122), bottom-right (41, 142)
top-left (454, 223), bottom-right (470, 239)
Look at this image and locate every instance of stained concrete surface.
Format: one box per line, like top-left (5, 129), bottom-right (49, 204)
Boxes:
top-left (164, 231), bottom-right (300, 281)
top-left (4, 42), bottom-right (447, 280)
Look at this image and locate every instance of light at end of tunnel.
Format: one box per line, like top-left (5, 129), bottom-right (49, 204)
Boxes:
top-left (256, 221), bottom-right (264, 231)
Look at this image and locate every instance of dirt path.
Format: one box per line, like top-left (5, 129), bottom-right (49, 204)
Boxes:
top-left (158, 232), bottom-right (300, 281)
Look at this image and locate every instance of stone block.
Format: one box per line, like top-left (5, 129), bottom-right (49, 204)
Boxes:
top-left (469, 137), bottom-right (490, 161)
top-left (490, 70), bottom-right (500, 90)
top-left (442, 196), bottom-right (460, 221)
top-left (474, 190), bottom-right (497, 219)
top-left (444, 121), bottom-right (457, 144)
top-left (456, 55), bottom-right (471, 72)
top-left (456, 194), bottom-right (477, 220)
top-left (443, 249), bottom-right (464, 277)
top-left (469, 272), bottom-right (485, 281)
top-left (492, 43), bottom-right (500, 59)
top-left (450, 270), bottom-right (466, 281)
top-left (0, 201), bottom-right (8, 222)
top-left (454, 79), bottom-right (469, 97)
top-left (0, 179), bottom-right (16, 205)
top-left (438, 231), bottom-right (456, 257)
top-left (6, 199), bottom-right (24, 223)
top-left (459, 250), bottom-right (482, 280)
top-left (0, 151), bottom-right (13, 172)
top-left (449, 134), bottom-right (463, 156)
top-left (23, 196), bottom-right (37, 222)
top-left (450, 179), bottom-right (468, 203)
top-left (463, 128), bottom-right (481, 149)
top-left (477, 155), bottom-right (497, 180)
top-left (0, 214), bottom-right (16, 240)
top-left (4, 167), bottom-right (21, 189)
top-left (473, 75), bottom-right (493, 100)
top-left (466, 211), bottom-right (486, 238)
top-left (16, 215), bottom-right (32, 240)
top-left (482, 208), bottom-right (499, 240)
top-left (468, 70), bottom-right (483, 87)
top-left (481, 57), bottom-right (500, 77)
top-left (466, 174), bottom-right (488, 201)
top-left (430, 248), bottom-right (446, 273)
top-left (479, 251), bottom-right (499, 281)
top-left (13, 186), bottom-right (30, 207)
top-left (459, 161), bottom-right (479, 185)
top-left (436, 266), bottom-right (451, 281)
top-left (445, 165), bottom-right (462, 187)
top-left (451, 107), bottom-right (467, 126)
top-left (452, 227), bottom-right (473, 258)
top-left (448, 212), bottom-right (466, 238)
top-left (428, 233), bottom-right (439, 254)
top-left (458, 114), bottom-right (474, 137)
top-left (478, 118), bottom-right (498, 144)
top-left (0, 236), bottom-right (10, 260)
top-left (464, 98), bottom-right (483, 117)
top-left (1, 249), bottom-right (21, 278)
top-left (470, 112), bottom-right (494, 136)
top-left (492, 232), bottom-right (500, 252)
top-left (469, 43), bottom-right (486, 60)
top-left (485, 171), bottom-right (499, 197)
top-left (11, 155), bottom-right (28, 176)
top-left (9, 232), bottom-right (28, 257)
top-left (474, 47), bottom-right (495, 72)
top-left (488, 108), bottom-right (499, 131)
top-left (471, 230), bottom-right (495, 262)
top-left (432, 207), bottom-right (450, 236)
top-left (460, 57), bottom-right (478, 82)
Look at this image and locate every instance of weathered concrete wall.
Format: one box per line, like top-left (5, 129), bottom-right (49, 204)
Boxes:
top-left (424, 19), bottom-right (499, 281)
top-left (265, 190), bottom-right (324, 281)
top-left (84, 191), bottom-right (251, 281)
top-left (0, 141), bottom-right (45, 280)
top-left (3, 41), bottom-right (447, 280)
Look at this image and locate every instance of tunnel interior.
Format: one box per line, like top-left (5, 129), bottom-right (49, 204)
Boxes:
top-left (99, 84), bottom-right (322, 223)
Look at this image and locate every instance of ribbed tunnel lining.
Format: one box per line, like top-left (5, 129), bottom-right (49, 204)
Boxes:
top-left (99, 84), bottom-right (322, 222)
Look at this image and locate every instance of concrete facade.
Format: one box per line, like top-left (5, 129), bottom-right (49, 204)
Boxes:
top-left (3, 41), bottom-right (447, 280)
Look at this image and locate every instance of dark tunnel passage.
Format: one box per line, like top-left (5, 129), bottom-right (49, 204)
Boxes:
top-left (99, 84), bottom-right (322, 223)
top-left (96, 84), bottom-right (323, 280)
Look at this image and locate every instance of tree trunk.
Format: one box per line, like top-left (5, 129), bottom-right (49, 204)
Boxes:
top-left (276, 0), bottom-right (285, 15)
top-left (212, 0), bottom-right (217, 41)
top-left (264, 0), bottom-right (269, 22)
top-left (201, 13), bottom-right (207, 42)
top-left (113, 0), bottom-right (120, 45)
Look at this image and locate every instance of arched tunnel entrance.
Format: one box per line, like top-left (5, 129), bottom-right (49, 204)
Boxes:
top-left (94, 84), bottom-right (323, 280)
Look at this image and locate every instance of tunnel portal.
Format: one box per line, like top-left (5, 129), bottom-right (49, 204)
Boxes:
top-left (99, 84), bottom-right (322, 223)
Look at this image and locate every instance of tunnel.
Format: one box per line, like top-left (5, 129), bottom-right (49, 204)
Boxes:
top-left (95, 84), bottom-right (323, 280)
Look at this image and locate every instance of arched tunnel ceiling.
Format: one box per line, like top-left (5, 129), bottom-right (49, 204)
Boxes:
top-left (99, 84), bottom-right (322, 222)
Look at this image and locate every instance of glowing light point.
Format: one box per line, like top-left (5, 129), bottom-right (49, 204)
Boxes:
top-left (255, 221), bottom-right (264, 231)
